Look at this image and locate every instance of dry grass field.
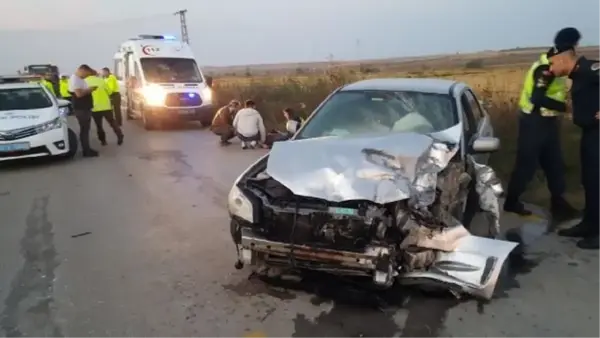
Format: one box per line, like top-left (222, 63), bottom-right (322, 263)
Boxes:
top-left (210, 46), bottom-right (599, 208)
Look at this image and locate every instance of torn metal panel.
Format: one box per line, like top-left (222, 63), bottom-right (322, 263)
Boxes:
top-left (399, 235), bottom-right (518, 300)
top-left (470, 157), bottom-right (504, 238)
top-left (266, 123), bottom-right (463, 205)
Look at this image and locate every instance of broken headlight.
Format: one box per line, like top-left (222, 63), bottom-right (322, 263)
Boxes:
top-left (227, 185), bottom-right (254, 223)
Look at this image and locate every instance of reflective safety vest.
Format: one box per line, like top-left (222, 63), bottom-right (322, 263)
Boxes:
top-left (519, 53), bottom-right (567, 117)
top-left (59, 79), bottom-right (71, 98)
top-left (105, 74), bottom-right (120, 95)
top-left (40, 79), bottom-right (56, 96)
top-left (85, 75), bottom-right (113, 112)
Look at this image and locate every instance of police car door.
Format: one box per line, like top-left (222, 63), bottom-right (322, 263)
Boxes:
top-left (461, 89), bottom-right (493, 164)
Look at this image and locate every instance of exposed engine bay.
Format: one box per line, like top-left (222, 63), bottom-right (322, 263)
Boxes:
top-left (229, 128), bottom-right (515, 300)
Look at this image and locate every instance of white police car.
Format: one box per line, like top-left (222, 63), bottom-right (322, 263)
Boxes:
top-left (0, 75), bottom-right (77, 162)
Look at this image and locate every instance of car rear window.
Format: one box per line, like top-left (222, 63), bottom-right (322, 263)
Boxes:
top-left (0, 88), bottom-right (53, 111)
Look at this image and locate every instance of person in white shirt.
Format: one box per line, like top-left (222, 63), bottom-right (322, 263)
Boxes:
top-left (69, 64), bottom-right (98, 157)
top-left (232, 100), bottom-right (266, 149)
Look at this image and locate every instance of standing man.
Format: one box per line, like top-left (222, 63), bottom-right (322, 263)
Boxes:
top-left (68, 64), bottom-right (99, 157)
top-left (59, 74), bottom-right (71, 102)
top-left (40, 73), bottom-right (56, 96)
top-left (503, 46), bottom-right (579, 222)
top-left (549, 45), bottom-right (599, 249)
top-left (85, 70), bottom-right (124, 146)
top-left (101, 67), bottom-right (122, 126)
top-left (210, 100), bottom-right (240, 146)
top-left (233, 100), bottom-right (266, 149)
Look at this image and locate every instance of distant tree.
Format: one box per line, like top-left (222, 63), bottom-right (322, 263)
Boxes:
top-left (245, 67), bottom-right (252, 77)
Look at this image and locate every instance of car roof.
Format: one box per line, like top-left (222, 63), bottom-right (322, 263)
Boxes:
top-left (0, 82), bottom-right (42, 90)
top-left (341, 78), bottom-right (460, 95)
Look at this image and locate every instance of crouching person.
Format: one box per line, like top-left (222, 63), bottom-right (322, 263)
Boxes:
top-left (233, 100), bottom-right (266, 149)
top-left (265, 107), bottom-right (303, 148)
top-left (210, 100), bottom-right (240, 146)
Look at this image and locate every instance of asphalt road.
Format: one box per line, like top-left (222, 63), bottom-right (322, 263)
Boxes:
top-left (0, 118), bottom-right (598, 337)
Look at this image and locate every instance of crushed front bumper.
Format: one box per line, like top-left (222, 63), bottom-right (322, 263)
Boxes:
top-left (239, 227), bottom-right (396, 286)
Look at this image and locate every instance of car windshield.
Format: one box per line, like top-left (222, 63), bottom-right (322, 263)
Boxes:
top-left (140, 58), bottom-right (203, 83)
top-left (296, 90), bottom-right (458, 139)
top-left (0, 88), bottom-right (53, 111)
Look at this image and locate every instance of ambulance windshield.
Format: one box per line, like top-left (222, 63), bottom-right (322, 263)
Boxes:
top-left (140, 58), bottom-right (203, 83)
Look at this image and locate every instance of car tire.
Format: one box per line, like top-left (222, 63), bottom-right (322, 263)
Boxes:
top-left (63, 128), bottom-right (78, 159)
top-left (142, 108), bottom-right (159, 130)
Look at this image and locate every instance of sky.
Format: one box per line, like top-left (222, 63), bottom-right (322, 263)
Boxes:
top-left (0, 0), bottom-right (598, 73)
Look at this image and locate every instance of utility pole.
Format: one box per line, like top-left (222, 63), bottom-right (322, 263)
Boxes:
top-left (174, 9), bottom-right (189, 44)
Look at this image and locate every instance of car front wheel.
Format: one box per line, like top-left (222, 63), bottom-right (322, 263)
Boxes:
top-left (63, 128), bottom-right (78, 159)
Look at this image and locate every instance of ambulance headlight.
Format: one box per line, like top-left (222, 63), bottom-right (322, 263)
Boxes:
top-left (201, 87), bottom-right (212, 102)
top-left (141, 85), bottom-right (166, 106)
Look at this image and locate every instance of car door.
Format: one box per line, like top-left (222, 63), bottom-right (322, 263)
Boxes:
top-left (461, 89), bottom-right (492, 164)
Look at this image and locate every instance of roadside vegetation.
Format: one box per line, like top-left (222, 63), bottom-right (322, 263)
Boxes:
top-left (212, 58), bottom-right (585, 208)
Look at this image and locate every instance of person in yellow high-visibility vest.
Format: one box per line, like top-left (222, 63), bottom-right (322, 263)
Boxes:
top-left (85, 70), bottom-right (124, 146)
top-left (504, 43), bottom-right (579, 222)
top-left (40, 73), bottom-right (56, 96)
top-left (101, 67), bottom-right (122, 126)
top-left (59, 74), bottom-right (71, 102)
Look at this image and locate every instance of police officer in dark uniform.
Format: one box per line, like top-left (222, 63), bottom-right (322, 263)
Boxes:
top-left (549, 38), bottom-right (599, 249)
top-left (503, 35), bottom-right (580, 222)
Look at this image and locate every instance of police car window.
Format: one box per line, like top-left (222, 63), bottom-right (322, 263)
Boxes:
top-left (0, 88), bottom-right (52, 111)
top-left (296, 90), bottom-right (458, 139)
top-left (140, 58), bottom-right (203, 83)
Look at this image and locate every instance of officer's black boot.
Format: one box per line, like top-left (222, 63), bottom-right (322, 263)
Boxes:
top-left (82, 149), bottom-right (99, 157)
top-left (503, 200), bottom-right (533, 216)
top-left (576, 236), bottom-right (599, 250)
top-left (550, 197), bottom-right (580, 223)
top-left (117, 133), bottom-right (124, 146)
top-left (557, 221), bottom-right (596, 238)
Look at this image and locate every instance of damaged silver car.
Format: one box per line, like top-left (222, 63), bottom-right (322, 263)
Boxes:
top-left (228, 78), bottom-right (517, 300)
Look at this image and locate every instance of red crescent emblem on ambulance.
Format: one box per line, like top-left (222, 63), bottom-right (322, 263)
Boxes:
top-left (142, 45), bottom-right (159, 55)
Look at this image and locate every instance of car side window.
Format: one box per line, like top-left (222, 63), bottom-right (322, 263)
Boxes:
top-left (459, 93), bottom-right (474, 135)
top-left (133, 62), bottom-right (140, 78)
top-left (114, 59), bottom-right (124, 80)
top-left (464, 90), bottom-right (484, 123)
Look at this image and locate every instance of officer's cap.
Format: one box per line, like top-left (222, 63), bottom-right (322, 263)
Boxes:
top-left (547, 45), bottom-right (574, 57)
top-left (554, 27), bottom-right (581, 48)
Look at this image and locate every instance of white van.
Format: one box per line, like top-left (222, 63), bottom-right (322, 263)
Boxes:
top-left (113, 34), bottom-right (215, 130)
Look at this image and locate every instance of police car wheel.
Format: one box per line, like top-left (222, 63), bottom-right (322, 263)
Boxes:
top-left (64, 128), bottom-right (78, 159)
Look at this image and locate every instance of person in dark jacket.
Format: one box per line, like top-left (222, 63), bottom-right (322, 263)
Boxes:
top-left (503, 46), bottom-right (579, 222)
top-left (549, 43), bottom-right (600, 249)
top-left (210, 100), bottom-right (240, 146)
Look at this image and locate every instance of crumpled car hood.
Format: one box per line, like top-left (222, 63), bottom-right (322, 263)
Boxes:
top-left (266, 124), bottom-right (463, 205)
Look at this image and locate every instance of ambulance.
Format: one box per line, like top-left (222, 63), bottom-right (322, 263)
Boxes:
top-left (113, 34), bottom-right (215, 130)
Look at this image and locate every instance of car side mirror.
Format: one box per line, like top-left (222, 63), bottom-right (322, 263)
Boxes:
top-left (57, 99), bottom-right (72, 116)
top-left (470, 136), bottom-right (500, 153)
top-left (205, 75), bottom-right (213, 88)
